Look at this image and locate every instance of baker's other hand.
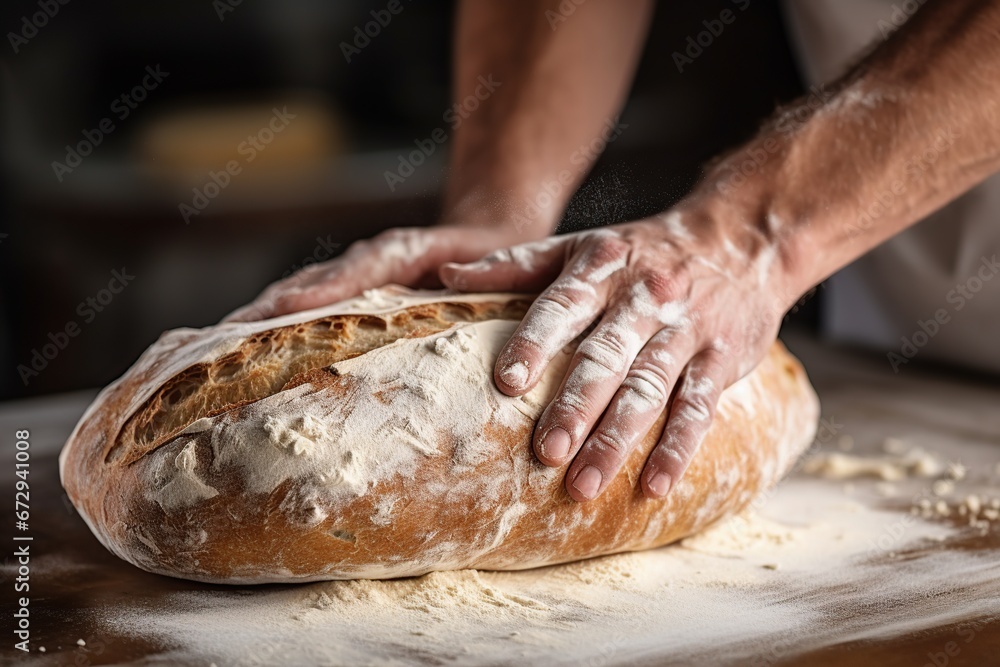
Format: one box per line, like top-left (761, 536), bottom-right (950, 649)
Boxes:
top-left (223, 225), bottom-right (528, 322)
top-left (440, 205), bottom-right (799, 502)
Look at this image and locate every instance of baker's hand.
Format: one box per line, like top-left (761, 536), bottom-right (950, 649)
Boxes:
top-left (440, 207), bottom-right (797, 502)
top-left (223, 226), bottom-right (529, 322)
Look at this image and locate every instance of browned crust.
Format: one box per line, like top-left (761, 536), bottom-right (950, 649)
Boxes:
top-left (106, 299), bottom-right (530, 466)
top-left (60, 294), bottom-right (818, 583)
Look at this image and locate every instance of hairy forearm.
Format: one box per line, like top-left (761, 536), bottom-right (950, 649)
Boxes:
top-left (444, 0), bottom-right (653, 236)
top-left (695, 0), bottom-right (1000, 305)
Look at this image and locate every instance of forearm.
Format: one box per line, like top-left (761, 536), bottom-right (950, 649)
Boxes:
top-left (444, 0), bottom-right (653, 237)
top-left (696, 0), bottom-right (1000, 305)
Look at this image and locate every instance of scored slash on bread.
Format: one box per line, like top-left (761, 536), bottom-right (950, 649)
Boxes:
top-left (60, 287), bottom-right (819, 584)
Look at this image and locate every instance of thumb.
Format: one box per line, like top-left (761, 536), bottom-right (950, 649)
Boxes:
top-left (440, 237), bottom-right (567, 292)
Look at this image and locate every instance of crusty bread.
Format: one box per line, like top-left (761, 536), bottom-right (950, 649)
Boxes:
top-left (60, 287), bottom-right (819, 584)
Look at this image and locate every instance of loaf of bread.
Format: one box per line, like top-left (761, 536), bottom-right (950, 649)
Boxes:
top-left (60, 288), bottom-right (819, 584)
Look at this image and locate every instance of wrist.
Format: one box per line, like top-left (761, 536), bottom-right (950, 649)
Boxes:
top-left (686, 102), bottom-right (855, 312)
top-left (678, 166), bottom-right (813, 316)
top-left (439, 184), bottom-right (563, 242)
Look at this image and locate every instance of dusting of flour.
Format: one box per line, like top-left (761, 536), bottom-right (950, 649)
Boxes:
top-left (43, 326), bottom-right (1000, 665)
top-left (98, 472), bottom-right (995, 666)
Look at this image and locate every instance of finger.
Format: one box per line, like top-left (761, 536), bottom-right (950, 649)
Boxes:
top-left (248, 230), bottom-right (452, 320)
top-left (556, 329), bottom-right (697, 501)
top-left (268, 265), bottom-right (379, 316)
top-left (640, 349), bottom-right (732, 499)
top-left (537, 324), bottom-right (692, 468)
top-left (439, 236), bottom-right (568, 292)
top-left (221, 244), bottom-right (370, 323)
top-left (492, 273), bottom-right (608, 396)
top-left (491, 233), bottom-right (633, 395)
top-left (269, 232), bottom-right (437, 316)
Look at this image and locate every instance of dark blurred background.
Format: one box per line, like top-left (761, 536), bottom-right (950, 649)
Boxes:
top-left (0, 0), bottom-right (812, 400)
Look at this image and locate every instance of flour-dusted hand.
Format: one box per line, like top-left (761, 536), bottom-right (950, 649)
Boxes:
top-left (223, 226), bottom-right (530, 322)
top-left (440, 208), bottom-right (800, 502)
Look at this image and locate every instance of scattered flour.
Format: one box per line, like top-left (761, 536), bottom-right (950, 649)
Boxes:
top-left (95, 476), bottom-right (989, 667)
top-left (147, 441), bottom-right (219, 512)
top-left (803, 449), bottom-right (942, 481)
top-left (43, 321), bottom-right (1000, 665)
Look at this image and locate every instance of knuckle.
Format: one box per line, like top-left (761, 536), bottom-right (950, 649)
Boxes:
top-left (672, 391), bottom-right (716, 425)
top-left (642, 270), bottom-right (689, 304)
top-left (576, 328), bottom-right (632, 375)
top-left (587, 429), bottom-right (631, 464)
top-left (621, 367), bottom-right (670, 408)
top-left (535, 287), bottom-right (580, 317)
top-left (550, 378), bottom-right (598, 418)
top-left (538, 287), bottom-right (577, 312)
top-left (578, 236), bottom-right (629, 279)
top-left (655, 437), bottom-right (696, 473)
top-left (589, 233), bottom-right (629, 260)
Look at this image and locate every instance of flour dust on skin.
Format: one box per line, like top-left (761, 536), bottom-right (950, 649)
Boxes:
top-left (444, 210), bottom-right (791, 503)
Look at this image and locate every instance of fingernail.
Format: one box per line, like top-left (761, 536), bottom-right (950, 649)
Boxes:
top-left (572, 465), bottom-right (603, 500)
top-left (647, 471), bottom-right (672, 497)
top-left (499, 360), bottom-right (529, 390)
top-left (540, 428), bottom-right (570, 461)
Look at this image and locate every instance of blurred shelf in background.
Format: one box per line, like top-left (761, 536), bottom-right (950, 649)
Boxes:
top-left (0, 0), bottom-right (806, 398)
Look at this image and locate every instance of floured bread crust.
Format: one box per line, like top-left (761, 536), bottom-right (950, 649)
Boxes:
top-left (60, 287), bottom-right (820, 584)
